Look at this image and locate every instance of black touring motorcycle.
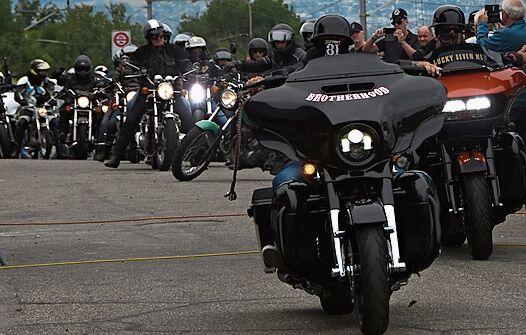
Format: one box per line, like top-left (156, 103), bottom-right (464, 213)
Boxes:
top-left (244, 54), bottom-right (447, 334)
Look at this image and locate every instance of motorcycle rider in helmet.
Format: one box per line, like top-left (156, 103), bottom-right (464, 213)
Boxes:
top-left (105, 19), bottom-right (193, 168)
top-left (224, 23), bottom-right (306, 75)
top-left (186, 36), bottom-right (208, 64)
top-left (299, 19), bottom-right (316, 50)
top-left (13, 59), bottom-right (63, 158)
top-left (247, 37), bottom-right (268, 61)
top-left (94, 45), bottom-right (140, 162)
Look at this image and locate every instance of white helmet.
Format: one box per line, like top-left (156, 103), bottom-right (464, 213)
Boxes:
top-left (186, 36), bottom-right (207, 49)
top-left (94, 65), bottom-right (108, 74)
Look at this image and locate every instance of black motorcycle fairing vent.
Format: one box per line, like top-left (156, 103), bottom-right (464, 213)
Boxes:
top-left (320, 82), bottom-right (376, 95)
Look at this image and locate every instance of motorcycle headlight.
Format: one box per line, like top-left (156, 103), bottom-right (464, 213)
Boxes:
top-left (37, 108), bottom-right (47, 117)
top-left (102, 105), bottom-right (109, 113)
top-left (77, 96), bottom-right (90, 108)
top-left (220, 89), bottom-right (237, 109)
top-left (156, 82), bottom-right (174, 100)
top-left (126, 91), bottom-right (137, 102)
top-left (336, 124), bottom-right (378, 166)
top-left (442, 96), bottom-right (492, 120)
top-left (189, 84), bottom-right (206, 102)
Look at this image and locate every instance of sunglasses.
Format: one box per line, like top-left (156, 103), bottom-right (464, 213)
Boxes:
top-left (251, 49), bottom-right (266, 54)
top-left (151, 35), bottom-right (164, 40)
top-left (392, 19), bottom-right (403, 25)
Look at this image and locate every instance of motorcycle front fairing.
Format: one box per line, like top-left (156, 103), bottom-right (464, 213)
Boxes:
top-left (245, 53), bottom-right (447, 166)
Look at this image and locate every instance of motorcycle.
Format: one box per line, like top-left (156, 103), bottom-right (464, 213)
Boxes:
top-left (244, 54), bottom-right (446, 334)
top-left (0, 83), bottom-right (18, 158)
top-left (418, 56), bottom-right (526, 260)
top-left (171, 73), bottom-right (278, 181)
top-left (126, 63), bottom-right (181, 171)
top-left (187, 61), bottom-right (219, 122)
top-left (19, 97), bottom-right (59, 159)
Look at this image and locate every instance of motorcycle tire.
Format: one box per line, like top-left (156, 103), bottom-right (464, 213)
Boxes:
top-left (39, 128), bottom-right (52, 159)
top-left (462, 173), bottom-right (494, 260)
top-left (193, 108), bottom-right (205, 122)
top-left (354, 224), bottom-right (389, 335)
top-left (171, 127), bottom-right (218, 181)
top-left (75, 124), bottom-right (89, 160)
top-left (0, 124), bottom-right (13, 159)
top-left (158, 119), bottom-right (179, 171)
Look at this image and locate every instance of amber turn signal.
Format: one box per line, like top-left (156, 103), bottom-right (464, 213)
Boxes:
top-left (302, 162), bottom-right (317, 176)
top-left (140, 87), bottom-right (150, 95)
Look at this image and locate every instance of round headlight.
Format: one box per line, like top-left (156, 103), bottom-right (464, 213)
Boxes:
top-left (220, 89), bottom-right (237, 109)
top-left (77, 96), bottom-right (90, 108)
top-left (157, 82), bottom-right (174, 100)
top-left (189, 84), bottom-right (206, 102)
top-left (336, 124), bottom-right (378, 166)
top-left (102, 105), bottom-right (109, 113)
top-left (126, 91), bottom-right (137, 102)
top-left (37, 108), bottom-right (47, 117)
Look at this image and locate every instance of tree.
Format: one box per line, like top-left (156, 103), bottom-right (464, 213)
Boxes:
top-left (180, 0), bottom-right (301, 57)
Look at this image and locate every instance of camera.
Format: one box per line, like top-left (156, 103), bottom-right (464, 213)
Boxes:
top-left (485, 5), bottom-right (500, 24)
top-left (384, 27), bottom-right (396, 42)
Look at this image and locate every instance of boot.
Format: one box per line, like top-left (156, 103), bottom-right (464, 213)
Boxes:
top-left (94, 146), bottom-right (107, 162)
top-left (104, 153), bottom-right (121, 168)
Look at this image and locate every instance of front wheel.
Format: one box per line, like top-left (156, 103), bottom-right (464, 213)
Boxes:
top-left (462, 173), bottom-right (494, 260)
top-left (158, 119), bottom-right (179, 171)
top-left (171, 127), bottom-right (218, 181)
top-left (74, 124), bottom-right (89, 159)
top-left (39, 127), bottom-right (52, 159)
top-left (354, 224), bottom-right (390, 335)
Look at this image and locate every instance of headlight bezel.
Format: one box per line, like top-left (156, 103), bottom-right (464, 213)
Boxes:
top-left (156, 82), bottom-right (174, 100)
top-left (37, 107), bottom-right (48, 117)
top-left (77, 96), bottom-right (90, 109)
top-left (220, 89), bottom-right (238, 109)
top-left (335, 123), bottom-right (379, 167)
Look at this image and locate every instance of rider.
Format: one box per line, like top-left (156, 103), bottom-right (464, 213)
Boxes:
top-left (105, 19), bottom-right (193, 168)
top-left (225, 23), bottom-right (306, 75)
top-left (174, 33), bottom-right (192, 48)
top-left (299, 19), bottom-right (316, 50)
top-left (186, 36), bottom-right (208, 64)
top-left (12, 59), bottom-right (63, 158)
top-left (247, 38), bottom-right (268, 61)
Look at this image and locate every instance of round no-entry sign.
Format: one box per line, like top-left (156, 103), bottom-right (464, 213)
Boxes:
top-left (113, 32), bottom-right (130, 47)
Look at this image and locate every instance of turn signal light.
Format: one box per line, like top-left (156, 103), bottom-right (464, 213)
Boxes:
top-left (140, 87), bottom-right (150, 95)
top-left (94, 106), bottom-right (101, 113)
top-left (111, 103), bottom-right (120, 111)
top-left (302, 162), bottom-right (317, 176)
top-left (65, 105), bottom-right (73, 112)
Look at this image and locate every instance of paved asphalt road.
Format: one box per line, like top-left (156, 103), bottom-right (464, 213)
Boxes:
top-left (0, 160), bottom-right (525, 334)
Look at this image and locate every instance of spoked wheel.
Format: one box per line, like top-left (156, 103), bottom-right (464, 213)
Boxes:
top-left (171, 127), bottom-right (218, 181)
top-left (462, 173), bottom-right (494, 260)
top-left (354, 224), bottom-right (390, 335)
top-left (39, 128), bottom-right (52, 159)
top-left (158, 119), bottom-right (179, 171)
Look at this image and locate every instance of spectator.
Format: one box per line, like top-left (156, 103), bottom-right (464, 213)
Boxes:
top-left (418, 26), bottom-right (434, 46)
top-left (363, 8), bottom-right (420, 62)
top-left (350, 22), bottom-right (365, 53)
top-left (477, 0), bottom-right (526, 52)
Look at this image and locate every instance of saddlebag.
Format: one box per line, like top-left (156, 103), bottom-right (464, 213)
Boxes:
top-left (393, 170), bottom-right (441, 274)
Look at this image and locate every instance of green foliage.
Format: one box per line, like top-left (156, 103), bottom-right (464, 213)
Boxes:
top-left (180, 0), bottom-right (302, 57)
top-left (0, 1), bottom-right (143, 78)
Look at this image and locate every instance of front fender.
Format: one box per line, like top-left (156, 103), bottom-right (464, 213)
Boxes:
top-left (195, 120), bottom-right (220, 135)
top-left (346, 199), bottom-right (386, 225)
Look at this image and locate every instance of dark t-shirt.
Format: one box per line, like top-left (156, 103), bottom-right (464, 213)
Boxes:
top-left (412, 42), bottom-right (503, 68)
top-left (350, 45), bottom-right (364, 53)
top-left (376, 30), bottom-right (419, 63)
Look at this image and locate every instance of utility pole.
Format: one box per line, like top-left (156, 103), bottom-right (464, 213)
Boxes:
top-left (244, 0), bottom-right (253, 37)
top-left (359, 0), bottom-right (367, 37)
top-left (146, 0), bottom-right (153, 20)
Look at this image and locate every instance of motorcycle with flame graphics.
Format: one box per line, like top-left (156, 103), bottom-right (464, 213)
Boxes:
top-left (418, 60), bottom-right (526, 260)
top-left (246, 54), bottom-right (446, 335)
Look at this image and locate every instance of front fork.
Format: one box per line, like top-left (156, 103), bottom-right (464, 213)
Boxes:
top-left (324, 170), bottom-right (406, 278)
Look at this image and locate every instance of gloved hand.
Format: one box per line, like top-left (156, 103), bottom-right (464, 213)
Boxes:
top-left (223, 60), bottom-right (242, 73)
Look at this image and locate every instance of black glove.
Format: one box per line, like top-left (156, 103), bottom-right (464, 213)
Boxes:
top-left (223, 60), bottom-right (241, 73)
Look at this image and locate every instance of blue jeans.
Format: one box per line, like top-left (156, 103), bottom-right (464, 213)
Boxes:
top-left (272, 160), bottom-right (304, 191)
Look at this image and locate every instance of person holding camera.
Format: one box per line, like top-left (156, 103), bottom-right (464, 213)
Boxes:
top-left (476, 0), bottom-right (526, 52)
top-left (362, 8), bottom-right (419, 62)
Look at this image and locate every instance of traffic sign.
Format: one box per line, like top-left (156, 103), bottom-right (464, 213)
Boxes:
top-left (111, 30), bottom-right (131, 58)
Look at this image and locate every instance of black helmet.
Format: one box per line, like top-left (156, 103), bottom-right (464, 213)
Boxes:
top-left (248, 37), bottom-right (268, 54)
top-left (142, 19), bottom-right (165, 40)
top-left (430, 5), bottom-right (466, 28)
top-left (311, 15), bottom-right (352, 44)
top-left (74, 55), bottom-right (92, 72)
top-left (213, 49), bottom-right (232, 62)
top-left (268, 23), bottom-right (295, 55)
top-left (29, 59), bottom-right (50, 77)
